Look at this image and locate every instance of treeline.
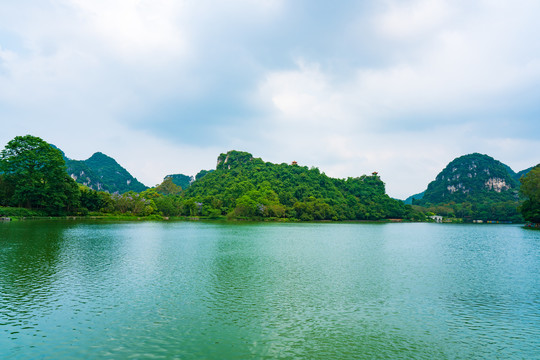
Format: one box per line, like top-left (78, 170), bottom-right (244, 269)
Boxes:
top-left (519, 165), bottom-right (540, 223)
top-left (182, 150), bottom-right (413, 221)
top-left (0, 136), bottom-right (420, 220)
top-left (411, 201), bottom-right (523, 222)
top-left (2, 135), bottom-right (538, 223)
top-left (61, 150), bottom-right (418, 221)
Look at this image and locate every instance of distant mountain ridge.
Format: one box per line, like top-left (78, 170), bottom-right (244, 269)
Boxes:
top-left (64, 151), bottom-right (147, 194)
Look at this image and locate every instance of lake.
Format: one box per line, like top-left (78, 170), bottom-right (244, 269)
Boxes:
top-left (1, 221), bottom-right (539, 359)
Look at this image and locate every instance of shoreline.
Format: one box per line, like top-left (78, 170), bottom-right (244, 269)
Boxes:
top-left (0, 215), bottom-right (527, 225)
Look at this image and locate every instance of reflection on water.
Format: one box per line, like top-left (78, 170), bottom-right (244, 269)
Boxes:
top-left (0, 222), bottom-right (68, 343)
top-left (1, 221), bottom-right (539, 359)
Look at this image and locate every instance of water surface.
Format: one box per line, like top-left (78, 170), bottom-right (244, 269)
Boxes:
top-left (1, 221), bottom-right (539, 359)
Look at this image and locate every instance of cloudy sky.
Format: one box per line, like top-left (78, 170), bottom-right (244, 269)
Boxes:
top-left (1, 0), bottom-right (539, 199)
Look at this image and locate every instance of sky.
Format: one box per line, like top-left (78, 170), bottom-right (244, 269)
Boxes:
top-left (0, 0), bottom-right (539, 199)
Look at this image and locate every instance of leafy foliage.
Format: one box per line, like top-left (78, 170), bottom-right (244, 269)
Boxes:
top-left (0, 206), bottom-right (47, 217)
top-left (182, 150), bottom-right (410, 220)
top-left (155, 177), bottom-right (183, 195)
top-left (195, 169), bottom-right (213, 181)
top-left (79, 185), bottom-right (113, 214)
top-left (165, 174), bottom-right (193, 190)
top-left (0, 135), bottom-right (80, 215)
top-left (515, 166), bottom-right (534, 181)
top-left (519, 165), bottom-right (540, 223)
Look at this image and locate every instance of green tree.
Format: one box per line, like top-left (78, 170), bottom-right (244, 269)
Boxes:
top-left (0, 135), bottom-right (80, 215)
top-left (154, 196), bottom-right (182, 217)
top-left (111, 191), bottom-right (156, 216)
top-left (79, 186), bottom-right (112, 213)
top-left (519, 165), bottom-right (540, 223)
top-left (155, 177), bottom-right (182, 195)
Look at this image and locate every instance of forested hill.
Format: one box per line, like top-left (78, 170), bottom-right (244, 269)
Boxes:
top-left (183, 150), bottom-right (408, 220)
top-left (418, 153), bottom-right (519, 204)
top-left (65, 152), bottom-right (147, 194)
top-left (409, 153), bottom-right (529, 221)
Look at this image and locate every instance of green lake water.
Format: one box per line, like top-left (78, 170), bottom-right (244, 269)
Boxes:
top-left (1, 221), bottom-right (539, 359)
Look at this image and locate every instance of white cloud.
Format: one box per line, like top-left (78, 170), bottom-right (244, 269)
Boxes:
top-left (377, 0), bottom-right (454, 40)
top-left (64, 0), bottom-right (189, 62)
top-left (261, 60), bottom-right (348, 127)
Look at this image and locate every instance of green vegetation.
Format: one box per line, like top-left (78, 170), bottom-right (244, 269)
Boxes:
top-left (164, 174), bottom-right (193, 190)
top-left (0, 206), bottom-right (47, 218)
top-left (519, 165), bottom-right (540, 223)
top-left (66, 152), bottom-right (147, 194)
top-left (69, 151), bottom-right (413, 221)
top-left (164, 171), bottom-right (212, 190)
top-left (0, 135), bottom-right (80, 215)
top-left (413, 153), bottom-right (523, 222)
top-left (0, 138), bottom-right (414, 221)
top-left (195, 169), bottom-right (213, 181)
top-left (155, 177), bottom-right (183, 195)
top-left (404, 190), bottom-right (425, 205)
top-left (2, 136), bottom-right (535, 223)
top-left (182, 151), bottom-right (411, 221)
top-left (514, 166), bottom-right (534, 182)
top-left (420, 153), bottom-right (519, 204)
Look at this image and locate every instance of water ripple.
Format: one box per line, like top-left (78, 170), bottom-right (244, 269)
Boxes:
top-left (1, 221), bottom-right (539, 359)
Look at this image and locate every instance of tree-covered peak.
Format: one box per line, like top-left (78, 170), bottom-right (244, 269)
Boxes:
top-left (216, 150), bottom-right (261, 170)
top-left (421, 152), bottom-right (519, 204)
top-left (184, 150), bottom-right (408, 221)
top-left (62, 151), bottom-right (148, 194)
top-left (86, 152), bottom-right (118, 166)
top-left (436, 153), bottom-right (515, 182)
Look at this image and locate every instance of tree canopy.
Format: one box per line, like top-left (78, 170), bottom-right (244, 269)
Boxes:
top-left (182, 150), bottom-right (410, 221)
top-left (519, 165), bottom-right (540, 223)
top-left (0, 135), bottom-right (80, 215)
